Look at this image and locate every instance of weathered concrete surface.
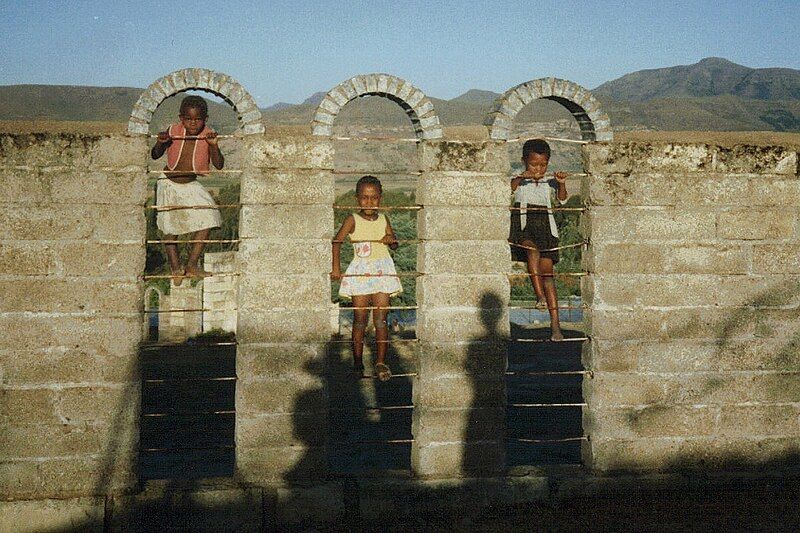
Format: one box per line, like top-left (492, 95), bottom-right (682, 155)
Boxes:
top-left (0, 497), bottom-right (105, 532)
top-left (414, 140), bottom-right (509, 478)
top-left (234, 135), bottom-right (333, 484)
top-left (0, 133), bottom-right (145, 502)
top-left (583, 141), bottom-right (800, 473)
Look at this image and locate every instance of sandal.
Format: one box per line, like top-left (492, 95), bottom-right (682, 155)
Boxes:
top-left (375, 363), bottom-right (392, 382)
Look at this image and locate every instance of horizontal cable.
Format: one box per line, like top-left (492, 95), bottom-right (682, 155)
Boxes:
top-left (332, 204), bottom-right (423, 211)
top-left (508, 206), bottom-right (586, 212)
top-left (509, 241), bottom-right (587, 253)
top-left (333, 238), bottom-right (422, 244)
top-left (510, 337), bottom-right (589, 343)
top-left (140, 445), bottom-right (235, 453)
top-left (327, 338), bottom-right (419, 344)
top-left (142, 410), bottom-right (236, 417)
top-left (509, 403), bottom-right (587, 407)
top-left (332, 136), bottom-right (419, 143)
top-left (139, 341), bottom-right (237, 349)
top-left (147, 134), bottom-right (243, 140)
top-left (329, 405), bottom-right (413, 413)
top-left (507, 272), bottom-right (586, 278)
top-left (332, 170), bottom-right (423, 176)
top-left (337, 305), bottom-right (418, 311)
top-left (143, 377), bottom-right (237, 383)
top-left (146, 239), bottom-right (240, 244)
top-left (145, 308), bottom-right (214, 314)
top-left (341, 272), bottom-right (422, 278)
top-left (359, 372), bottom-right (417, 380)
top-left (512, 172), bottom-right (589, 179)
top-left (140, 273), bottom-right (240, 280)
top-left (507, 436), bottom-right (587, 443)
top-left (507, 303), bottom-right (588, 311)
top-left (504, 370), bottom-right (591, 377)
top-left (330, 439), bottom-right (414, 445)
top-left (148, 170), bottom-right (243, 175)
top-left (145, 204), bottom-right (241, 211)
top-left (507, 136), bottom-right (589, 145)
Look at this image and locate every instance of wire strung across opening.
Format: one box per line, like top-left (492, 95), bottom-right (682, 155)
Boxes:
top-left (146, 204), bottom-right (241, 210)
top-left (146, 239), bottom-right (240, 244)
top-left (146, 134), bottom-right (244, 140)
top-left (507, 136), bottom-right (589, 145)
top-left (148, 170), bottom-right (243, 175)
top-left (507, 272), bottom-right (586, 278)
top-left (140, 272), bottom-right (239, 280)
top-left (511, 337), bottom-right (589, 344)
top-left (510, 241), bottom-right (587, 253)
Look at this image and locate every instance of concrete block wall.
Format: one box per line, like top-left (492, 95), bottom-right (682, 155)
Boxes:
top-left (235, 134), bottom-right (335, 484)
top-left (0, 133), bottom-right (147, 500)
top-left (157, 283), bottom-right (202, 342)
top-left (203, 251), bottom-right (238, 333)
top-left (412, 140), bottom-right (511, 477)
top-left (582, 142), bottom-right (800, 472)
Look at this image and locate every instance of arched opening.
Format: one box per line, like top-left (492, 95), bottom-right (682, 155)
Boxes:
top-left (130, 68), bottom-right (261, 481)
top-left (314, 74), bottom-right (439, 474)
top-left (487, 78), bottom-right (612, 468)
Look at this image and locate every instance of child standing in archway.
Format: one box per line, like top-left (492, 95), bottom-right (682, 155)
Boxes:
top-left (510, 139), bottom-right (568, 341)
top-left (332, 176), bottom-right (402, 381)
top-left (151, 95), bottom-right (224, 285)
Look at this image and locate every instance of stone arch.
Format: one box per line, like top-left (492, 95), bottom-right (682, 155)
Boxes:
top-left (311, 73), bottom-right (443, 140)
top-left (127, 68), bottom-right (265, 135)
top-left (143, 286), bottom-right (163, 312)
top-left (484, 78), bottom-right (612, 142)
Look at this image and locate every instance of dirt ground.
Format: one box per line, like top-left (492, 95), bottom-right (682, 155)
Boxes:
top-left (316, 488), bottom-right (800, 532)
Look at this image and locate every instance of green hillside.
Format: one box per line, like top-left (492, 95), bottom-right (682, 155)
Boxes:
top-left (2, 58), bottom-right (799, 132)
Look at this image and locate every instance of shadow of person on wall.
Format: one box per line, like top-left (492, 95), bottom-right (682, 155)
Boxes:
top-left (462, 292), bottom-right (507, 476)
top-left (506, 323), bottom-right (585, 466)
top-left (324, 328), bottom-right (414, 476)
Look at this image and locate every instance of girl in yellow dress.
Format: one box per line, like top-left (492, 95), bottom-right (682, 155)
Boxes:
top-left (332, 176), bottom-right (402, 381)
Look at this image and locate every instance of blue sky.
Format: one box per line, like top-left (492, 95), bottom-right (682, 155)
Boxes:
top-left (1, 0), bottom-right (797, 105)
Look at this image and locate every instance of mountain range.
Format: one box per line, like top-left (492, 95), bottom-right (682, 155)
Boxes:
top-left (1, 58), bottom-right (798, 132)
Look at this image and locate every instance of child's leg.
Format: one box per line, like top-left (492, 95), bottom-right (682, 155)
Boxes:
top-left (539, 257), bottom-right (563, 341)
top-left (522, 240), bottom-right (546, 305)
top-left (351, 294), bottom-right (370, 374)
top-left (163, 234), bottom-right (184, 286)
top-left (186, 228), bottom-right (211, 277)
top-left (371, 292), bottom-right (390, 366)
top-left (371, 292), bottom-right (392, 382)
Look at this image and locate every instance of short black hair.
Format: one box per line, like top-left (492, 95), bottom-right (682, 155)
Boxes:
top-left (522, 139), bottom-right (551, 160)
top-left (356, 175), bottom-right (382, 195)
top-left (180, 95), bottom-right (208, 117)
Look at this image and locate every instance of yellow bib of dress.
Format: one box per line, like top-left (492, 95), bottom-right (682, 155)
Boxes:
top-left (350, 213), bottom-right (390, 260)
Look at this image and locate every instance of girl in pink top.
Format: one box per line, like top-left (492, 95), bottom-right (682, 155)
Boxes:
top-left (150, 95), bottom-right (224, 285)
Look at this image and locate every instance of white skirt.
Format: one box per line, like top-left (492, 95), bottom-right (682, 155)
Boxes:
top-left (338, 256), bottom-right (403, 298)
top-left (156, 177), bottom-right (222, 235)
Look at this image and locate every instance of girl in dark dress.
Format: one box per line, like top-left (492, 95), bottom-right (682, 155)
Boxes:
top-left (509, 139), bottom-right (569, 341)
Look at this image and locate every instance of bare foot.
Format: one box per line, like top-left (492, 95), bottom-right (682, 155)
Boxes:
top-left (170, 267), bottom-right (185, 287)
top-left (551, 329), bottom-right (564, 342)
top-left (185, 266), bottom-right (213, 279)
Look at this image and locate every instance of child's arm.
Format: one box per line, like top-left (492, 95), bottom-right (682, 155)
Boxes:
top-left (150, 131), bottom-right (171, 160)
top-left (510, 176), bottom-right (525, 192)
top-left (331, 215), bottom-right (355, 279)
top-left (381, 217), bottom-right (399, 251)
top-left (204, 130), bottom-right (225, 169)
top-left (553, 172), bottom-right (568, 204)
